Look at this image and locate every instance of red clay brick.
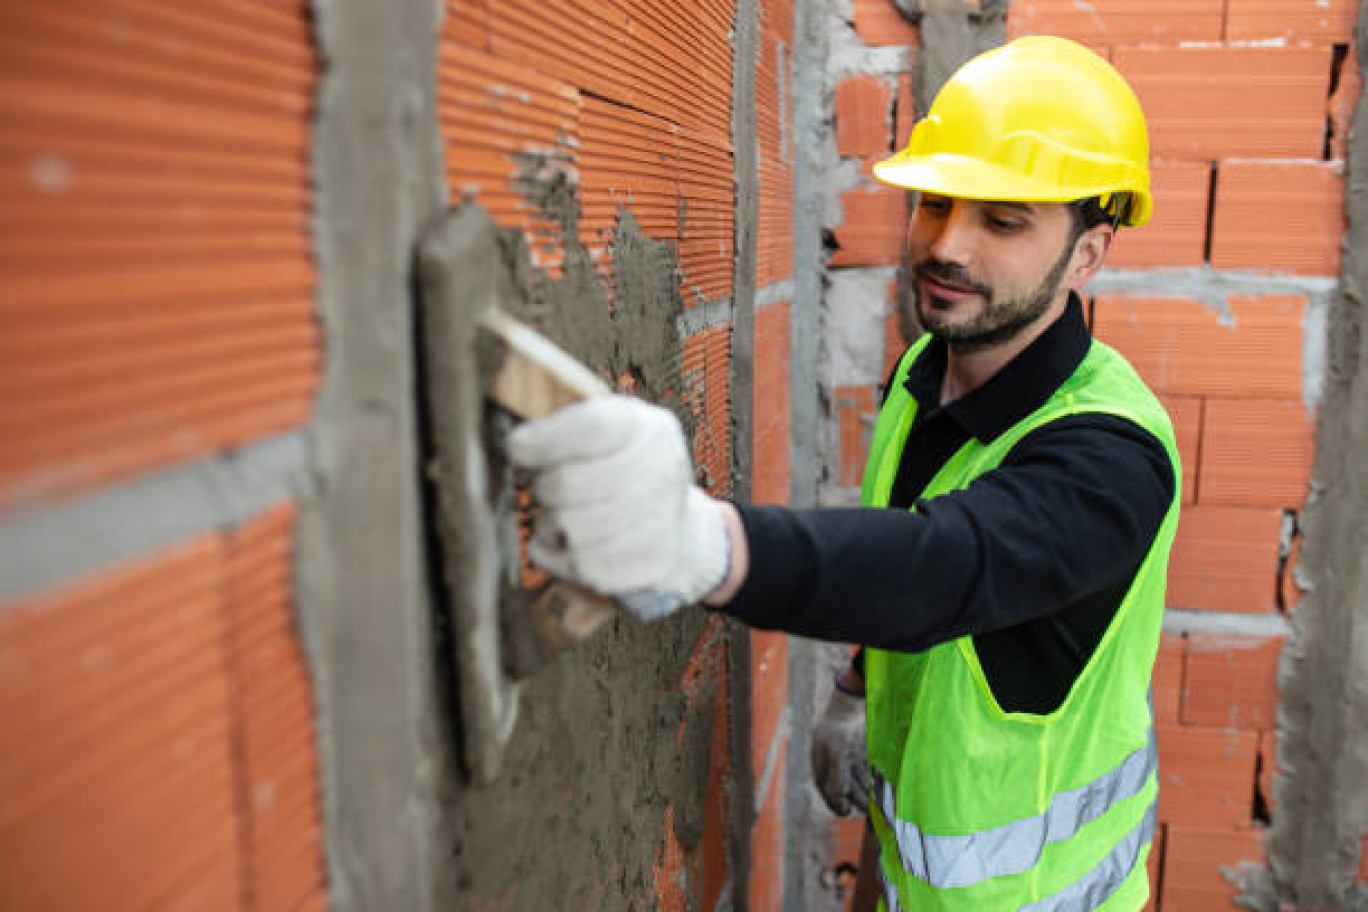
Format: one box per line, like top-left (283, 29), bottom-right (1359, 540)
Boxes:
top-left (836, 75), bottom-right (893, 159)
top-left (1162, 826), bottom-right (1267, 911)
top-left (1200, 398), bottom-right (1314, 509)
top-left (226, 504), bottom-right (325, 911)
top-left (1225, 0), bottom-right (1360, 42)
top-left (1158, 394), bottom-right (1201, 505)
top-left (1095, 295), bottom-right (1305, 399)
top-left (1153, 633), bottom-right (1186, 725)
top-left (894, 72), bottom-right (917, 151)
top-left (1009, 0), bottom-right (1224, 44)
top-left (447, 0), bottom-right (490, 47)
top-left (1113, 46), bottom-right (1332, 160)
top-left (1210, 161), bottom-right (1346, 277)
top-left (1158, 726), bottom-right (1259, 827)
top-left (1168, 506), bottom-right (1283, 614)
top-left (1258, 730), bottom-right (1277, 816)
top-left (0, 4), bottom-right (320, 505)
top-left (832, 186), bottom-right (906, 267)
top-left (753, 302), bottom-right (792, 506)
top-left (835, 385), bottom-right (878, 487)
top-left (852, 0), bottom-right (919, 46)
top-left (1108, 162), bottom-right (1210, 270)
top-left (0, 537), bottom-right (241, 911)
top-left (751, 631), bottom-right (789, 777)
top-left (1182, 633), bottom-right (1283, 730)
top-left (1145, 823), bottom-right (1166, 912)
top-left (749, 737), bottom-right (787, 912)
top-left (684, 325), bottom-right (733, 497)
top-left (1331, 46), bottom-right (1363, 162)
top-left (884, 294), bottom-right (910, 385)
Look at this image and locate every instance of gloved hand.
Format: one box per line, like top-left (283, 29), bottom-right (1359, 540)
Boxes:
top-left (507, 394), bottom-right (731, 622)
top-left (811, 676), bottom-right (869, 817)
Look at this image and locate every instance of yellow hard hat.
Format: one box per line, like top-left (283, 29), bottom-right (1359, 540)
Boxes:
top-left (873, 36), bottom-right (1152, 227)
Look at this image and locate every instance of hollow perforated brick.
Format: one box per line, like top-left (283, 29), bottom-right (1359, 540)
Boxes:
top-left (853, 0), bottom-right (919, 47)
top-left (1107, 162), bottom-right (1210, 270)
top-left (1157, 726), bottom-right (1259, 827)
top-left (1093, 295), bottom-right (1305, 399)
top-left (1200, 398), bottom-right (1314, 509)
top-left (1168, 506), bottom-right (1283, 614)
top-left (1113, 45), bottom-right (1332, 160)
top-left (836, 75), bottom-right (894, 159)
top-left (1182, 633), bottom-right (1283, 730)
top-left (1009, 0), bottom-right (1224, 44)
top-left (1161, 825), bottom-right (1267, 911)
top-left (1157, 395), bottom-right (1202, 505)
top-left (1225, 0), bottom-right (1360, 42)
top-left (832, 187), bottom-right (907, 267)
top-left (1210, 161), bottom-right (1346, 277)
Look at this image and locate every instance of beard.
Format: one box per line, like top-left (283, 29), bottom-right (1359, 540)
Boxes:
top-left (914, 239), bottom-right (1075, 355)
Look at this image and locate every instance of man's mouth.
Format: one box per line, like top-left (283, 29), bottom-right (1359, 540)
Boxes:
top-left (917, 268), bottom-right (987, 303)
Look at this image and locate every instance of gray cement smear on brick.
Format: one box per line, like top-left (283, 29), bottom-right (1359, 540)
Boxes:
top-left (733, 0), bottom-right (760, 505)
top-left (1241, 8), bottom-right (1368, 909)
top-left (0, 432), bottom-right (310, 603)
top-left (300, 1), bottom-right (456, 909)
top-left (825, 267), bottom-right (899, 388)
top-left (788, 0), bottom-right (831, 905)
top-left (434, 144), bottom-right (737, 911)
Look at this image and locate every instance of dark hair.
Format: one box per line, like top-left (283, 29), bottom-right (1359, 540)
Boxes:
top-left (1069, 195), bottom-right (1128, 242)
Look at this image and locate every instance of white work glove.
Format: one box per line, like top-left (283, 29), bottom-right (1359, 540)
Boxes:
top-left (811, 677), bottom-right (869, 817)
top-left (507, 394), bottom-right (731, 622)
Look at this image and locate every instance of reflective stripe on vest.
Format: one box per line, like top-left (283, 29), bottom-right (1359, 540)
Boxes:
top-left (873, 726), bottom-right (1158, 890)
top-left (880, 869), bottom-right (904, 912)
top-left (1020, 800), bottom-right (1158, 912)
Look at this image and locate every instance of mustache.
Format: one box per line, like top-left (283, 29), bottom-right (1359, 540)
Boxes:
top-left (915, 260), bottom-right (992, 296)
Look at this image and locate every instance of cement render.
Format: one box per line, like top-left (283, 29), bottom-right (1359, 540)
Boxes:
top-left (1255, 7), bottom-right (1368, 908)
top-left (0, 431), bottom-right (311, 603)
top-left (299, 2), bottom-right (457, 909)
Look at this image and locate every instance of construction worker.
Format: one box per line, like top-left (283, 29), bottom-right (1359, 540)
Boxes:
top-left (509, 36), bottom-right (1178, 911)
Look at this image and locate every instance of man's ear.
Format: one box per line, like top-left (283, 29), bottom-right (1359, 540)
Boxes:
top-left (1066, 225), bottom-right (1115, 291)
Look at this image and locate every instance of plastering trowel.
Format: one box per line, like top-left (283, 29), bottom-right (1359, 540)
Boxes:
top-left (417, 203), bottom-right (617, 785)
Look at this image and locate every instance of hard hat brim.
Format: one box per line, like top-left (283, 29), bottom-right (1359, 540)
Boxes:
top-left (871, 152), bottom-right (1153, 228)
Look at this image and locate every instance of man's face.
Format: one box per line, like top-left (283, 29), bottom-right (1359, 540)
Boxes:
top-left (906, 194), bottom-right (1086, 353)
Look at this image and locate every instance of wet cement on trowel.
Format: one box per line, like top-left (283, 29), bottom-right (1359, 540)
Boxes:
top-left (1237, 16), bottom-right (1368, 911)
top-left (445, 178), bottom-right (723, 909)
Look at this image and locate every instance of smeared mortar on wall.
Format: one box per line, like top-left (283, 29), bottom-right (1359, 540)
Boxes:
top-left (1238, 12), bottom-right (1368, 911)
top-left (439, 160), bottom-right (738, 908)
top-left (300, 1), bottom-right (458, 908)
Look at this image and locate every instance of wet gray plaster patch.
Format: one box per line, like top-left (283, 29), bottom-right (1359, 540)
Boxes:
top-left (1252, 14), bottom-right (1368, 910)
top-left (298, 0), bottom-right (455, 908)
top-left (825, 267), bottom-right (898, 388)
top-left (434, 152), bottom-right (732, 909)
top-left (0, 431), bottom-right (310, 603)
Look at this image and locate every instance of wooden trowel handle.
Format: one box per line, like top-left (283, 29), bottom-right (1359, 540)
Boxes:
top-left (478, 311), bottom-right (619, 652)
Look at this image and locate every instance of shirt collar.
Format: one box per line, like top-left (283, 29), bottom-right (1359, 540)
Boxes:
top-left (902, 292), bottom-right (1093, 444)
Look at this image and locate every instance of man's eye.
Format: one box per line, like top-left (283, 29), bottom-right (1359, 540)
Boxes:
top-left (920, 198), bottom-right (950, 215)
top-left (987, 216), bottom-right (1024, 233)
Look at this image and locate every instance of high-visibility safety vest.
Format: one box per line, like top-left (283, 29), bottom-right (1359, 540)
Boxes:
top-left (861, 334), bottom-right (1181, 912)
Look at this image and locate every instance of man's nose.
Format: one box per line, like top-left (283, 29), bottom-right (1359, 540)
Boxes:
top-left (926, 202), bottom-right (977, 266)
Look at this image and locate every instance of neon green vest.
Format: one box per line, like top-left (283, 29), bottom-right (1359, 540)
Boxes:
top-left (861, 335), bottom-right (1181, 912)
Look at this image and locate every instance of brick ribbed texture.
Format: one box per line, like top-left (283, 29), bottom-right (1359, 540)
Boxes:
top-left (0, 2), bottom-right (320, 506)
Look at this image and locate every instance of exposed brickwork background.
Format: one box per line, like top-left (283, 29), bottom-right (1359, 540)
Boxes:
top-left (0, 2), bottom-right (320, 507)
top-left (0, 2), bottom-right (328, 910)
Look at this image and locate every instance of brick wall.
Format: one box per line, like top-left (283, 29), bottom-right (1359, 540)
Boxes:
top-left (1026, 4), bottom-right (1355, 909)
top-left (0, 3), bottom-right (326, 910)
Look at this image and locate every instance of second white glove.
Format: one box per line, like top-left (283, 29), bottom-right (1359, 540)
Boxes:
top-left (507, 394), bottom-right (731, 622)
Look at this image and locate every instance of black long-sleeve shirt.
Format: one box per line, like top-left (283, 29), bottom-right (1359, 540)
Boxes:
top-left (721, 295), bottom-right (1175, 714)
